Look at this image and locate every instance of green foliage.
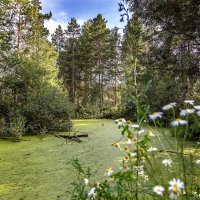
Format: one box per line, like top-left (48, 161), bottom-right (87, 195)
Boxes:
top-left (0, 0), bottom-right (72, 135)
top-left (52, 15), bottom-right (121, 116)
top-left (0, 118), bottom-right (6, 135)
top-left (171, 117), bottom-right (200, 141)
top-left (70, 159), bottom-right (91, 200)
top-left (8, 114), bottom-right (26, 140)
top-left (120, 0), bottom-right (200, 112)
top-left (24, 86), bottom-right (72, 133)
top-left (70, 106), bottom-right (200, 199)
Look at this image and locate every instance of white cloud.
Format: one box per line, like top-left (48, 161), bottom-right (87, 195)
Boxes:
top-left (45, 19), bottom-right (67, 35)
top-left (44, 13), bottom-right (86, 40)
top-left (77, 19), bottom-right (85, 26)
top-left (44, 11), bottom-right (68, 40)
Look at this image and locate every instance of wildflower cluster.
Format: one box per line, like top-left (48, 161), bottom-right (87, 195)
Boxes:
top-left (71, 100), bottom-right (200, 200)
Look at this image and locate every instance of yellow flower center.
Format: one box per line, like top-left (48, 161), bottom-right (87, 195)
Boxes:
top-left (127, 120), bottom-right (131, 124)
top-left (153, 112), bottom-right (158, 115)
top-left (141, 157), bottom-right (145, 161)
top-left (123, 164), bottom-right (128, 169)
top-left (114, 143), bottom-right (120, 148)
top-left (128, 134), bottom-right (133, 139)
top-left (140, 147), bottom-right (144, 151)
top-left (172, 187), bottom-right (178, 194)
top-left (157, 189), bottom-right (161, 192)
top-left (124, 146), bottom-right (129, 151)
top-left (119, 118), bottom-right (123, 122)
top-left (133, 137), bottom-right (138, 141)
top-left (105, 169), bottom-right (110, 173)
top-left (176, 118), bottom-right (181, 122)
top-left (124, 156), bottom-right (129, 160)
top-left (94, 181), bottom-right (99, 187)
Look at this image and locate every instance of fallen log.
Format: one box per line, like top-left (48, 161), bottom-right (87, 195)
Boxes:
top-left (52, 132), bottom-right (88, 143)
top-left (58, 134), bottom-right (88, 138)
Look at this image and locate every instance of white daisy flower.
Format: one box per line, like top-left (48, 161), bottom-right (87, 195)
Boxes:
top-left (180, 109), bottom-right (195, 116)
top-left (195, 159), bottom-right (200, 164)
top-left (132, 137), bottom-right (138, 143)
top-left (114, 143), bottom-right (120, 149)
top-left (162, 159), bottom-right (173, 167)
top-left (135, 165), bottom-right (144, 171)
top-left (192, 191), bottom-right (197, 195)
top-left (147, 147), bottom-right (158, 152)
top-left (171, 118), bottom-right (187, 126)
top-left (138, 129), bottom-right (145, 134)
top-left (169, 178), bottom-right (184, 192)
top-left (162, 102), bottom-right (176, 110)
top-left (104, 168), bottom-right (114, 177)
top-left (127, 120), bottom-right (132, 125)
top-left (153, 185), bottom-right (165, 196)
top-left (197, 111), bottom-right (200, 117)
top-left (83, 178), bottom-right (89, 185)
top-left (194, 105), bottom-right (200, 110)
top-left (94, 181), bottom-right (100, 188)
top-left (138, 170), bottom-right (144, 176)
top-left (129, 124), bottom-right (140, 128)
top-left (123, 156), bottom-right (129, 162)
top-left (144, 175), bottom-right (149, 182)
top-left (124, 146), bottom-right (129, 152)
top-left (88, 187), bottom-right (96, 197)
top-left (147, 130), bottom-right (155, 137)
top-left (184, 100), bottom-right (194, 105)
top-left (120, 164), bottom-right (130, 172)
top-left (126, 138), bottom-right (132, 144)
top-left (130, 152), bottom-right (137, 157)
top-left (149, 112), bottom-right (163, 120)
top-left (140, 156), bottom-right (146, 163)
top-left (115, 118), bottom-right (126, 126)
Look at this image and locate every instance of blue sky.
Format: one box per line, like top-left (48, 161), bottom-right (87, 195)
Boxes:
top-left (40, 0), bottom-right (125, 36)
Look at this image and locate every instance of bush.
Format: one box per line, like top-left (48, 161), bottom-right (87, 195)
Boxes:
top-left (0, 118), bottom-right (6, 135)
top-left (24, 86), bottom-right (73, 133)
top-left (8, 115), bottom-right (26, 140)
top-left (74, 104), bottom-right (102, 119)
top-left (75, 104), bottom-right (122, 119)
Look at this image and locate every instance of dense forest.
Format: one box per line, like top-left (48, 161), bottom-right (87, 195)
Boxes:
top-left (0, 0), bottom-right (199, 138)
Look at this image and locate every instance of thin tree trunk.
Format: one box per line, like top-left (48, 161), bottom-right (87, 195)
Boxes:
top-left (17, 9), bottom-right (21, 52)
top-left (71, 41), bottom-right (75, 103)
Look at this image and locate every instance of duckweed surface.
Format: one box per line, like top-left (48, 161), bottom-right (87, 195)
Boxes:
top-left (0, 120), bottom-right (121, 200)
top-left (0, 119), bottom-right (199, 200)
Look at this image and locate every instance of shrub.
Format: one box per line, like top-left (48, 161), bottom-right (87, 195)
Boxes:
top-left (8, 115), bottom-right (26, 140)
top-left (24, 86), bottom-right (73, 133)
top-left (74, 104), bottom-right (102, 119)
top-left (0, 118), bottom-right (6, 135)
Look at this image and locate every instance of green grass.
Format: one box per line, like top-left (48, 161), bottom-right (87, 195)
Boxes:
top-left (0, 119), bottom-right (199, 200)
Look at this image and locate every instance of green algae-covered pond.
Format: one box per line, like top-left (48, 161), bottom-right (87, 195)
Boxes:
top-left (0, 120), bottom-right (121, 200)
top-left (0, 119), bottom-right (199, 200)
